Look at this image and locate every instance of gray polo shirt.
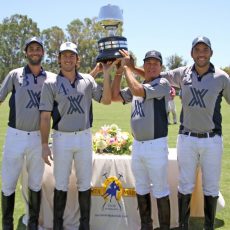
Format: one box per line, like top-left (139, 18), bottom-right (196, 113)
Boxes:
top-left (120, 77), bottom-right (170, 141)
top-left (161, 64), bottom-right (230, 134)
top-left (39, 72), bottom-right (103, 132)
top-left (0, 65), bottom-right (55, 131)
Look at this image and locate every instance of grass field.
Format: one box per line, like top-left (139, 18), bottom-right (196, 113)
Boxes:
top-left (0, 96), bottom-right (230, 229)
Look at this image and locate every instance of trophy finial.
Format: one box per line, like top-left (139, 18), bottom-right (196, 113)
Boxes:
top-left (97, 4), bottom-right (123, 29)
top-left (96, 4), bottom-right (128, 63)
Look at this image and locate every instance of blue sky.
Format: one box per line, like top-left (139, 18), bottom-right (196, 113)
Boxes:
top-left (1, 0), bottom-right (230, 68)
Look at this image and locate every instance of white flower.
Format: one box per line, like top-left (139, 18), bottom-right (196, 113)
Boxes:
top-left (93, 124), bottom-right (133, 155)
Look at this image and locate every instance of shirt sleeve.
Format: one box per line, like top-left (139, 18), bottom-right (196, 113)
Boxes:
top-left (0, 71), bottom-right (14, 102)
top-left (222, 72), bottom-right (230, 104)
top-left (144, 78), bottom-right (170, 100)
top-left (161, 66), bottom-right (189, 88)
top-left (85, 74), bottom-right (103, 103)
top-left (120, 87), bottom-right (133, 104)
top-left (39, 81), bottom-right (55, 111)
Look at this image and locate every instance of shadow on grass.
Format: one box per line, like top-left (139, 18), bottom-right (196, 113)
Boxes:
top-left (154, 217), bottom-right (225, 230)
top-left (16, 215), bottom-right (225, 230)
top-left (188, 217), bottom-right (225, 230)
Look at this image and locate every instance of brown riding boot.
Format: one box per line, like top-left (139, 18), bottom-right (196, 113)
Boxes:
top-left (53, 189), bottom-right (67, 230)
top-left (1, 192), bottom-right (15, 230)
top-left (78, 189), bottom-right (91, 230)
top-left (157, 195), bottom-right (170, 230)
top-left (137, 193), bottom-right (153, 230)
top-left (203, 195), bottom-right (218, 230)
top-left (178, 192), bottom-right (191, 230)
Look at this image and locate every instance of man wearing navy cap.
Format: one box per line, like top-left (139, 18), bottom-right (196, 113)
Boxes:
top-left (161, 36), bottom-right (230, 230)
top-left (0, 36), bottom-right (55, 230)
top-left (112, 49), bottom-right (171, 229)
top-left (124, 36), bottom-right (230, 230)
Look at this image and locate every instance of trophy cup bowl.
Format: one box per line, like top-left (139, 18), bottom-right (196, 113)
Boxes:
top-left (96, 4), bottom-right (128, 63)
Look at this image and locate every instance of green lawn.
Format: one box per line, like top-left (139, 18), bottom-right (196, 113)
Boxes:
top-left (0, 97), bottom-right (230, 229)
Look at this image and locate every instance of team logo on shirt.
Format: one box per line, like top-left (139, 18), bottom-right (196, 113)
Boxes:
top-left (26, 90), bottom-right (41, 108)
top-left (67, 95), bottom-right (84, 114)
top-left (188, 87), bottom-right (208, 108)
top-left (58, 83), bottom-right (69, 95)
top-left (131, 100), bottom-right (145, 118)
top-left (19, 75), bottom-right (30, 87)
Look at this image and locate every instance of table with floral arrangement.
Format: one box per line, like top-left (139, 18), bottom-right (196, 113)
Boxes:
top-left (21, 124), bottom-right (225, 230)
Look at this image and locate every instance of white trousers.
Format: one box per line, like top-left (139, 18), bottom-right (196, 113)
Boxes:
top-left (177, 134), bottom-right (223, 196)
top-left (52, 128), bottom-right (93, 192)
top-left (1, 127), bottom-right (44, 196)
top-left (131, 137), bottom-right (170, 198)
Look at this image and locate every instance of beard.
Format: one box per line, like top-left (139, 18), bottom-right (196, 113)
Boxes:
top-left (195, 60), bottom-right (210, 69)
top-left (27, 56), bottom-right (43, 66)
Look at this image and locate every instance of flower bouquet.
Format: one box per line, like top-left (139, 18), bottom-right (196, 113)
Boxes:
top-left (93, 124), bottom-right (133, 155)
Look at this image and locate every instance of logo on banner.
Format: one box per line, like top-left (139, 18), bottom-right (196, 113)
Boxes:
top-left (102, 173), bottom-right (123, 210)
top-left (91, 172), bottom-right (136, 212)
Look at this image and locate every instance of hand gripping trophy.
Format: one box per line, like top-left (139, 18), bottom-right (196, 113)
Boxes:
top-left (96, 4), bottom-right (128, 63)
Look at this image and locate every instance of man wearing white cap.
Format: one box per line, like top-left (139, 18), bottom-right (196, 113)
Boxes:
top-left (39, 41), bottom-right (114, 230)
top-left (0, 37), bottom-right (55, 230)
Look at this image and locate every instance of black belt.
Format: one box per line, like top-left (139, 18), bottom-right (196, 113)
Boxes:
top-left (179, 131), bottom-right (216, 138)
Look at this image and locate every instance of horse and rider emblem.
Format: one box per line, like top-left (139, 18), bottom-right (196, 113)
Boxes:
top-left (101, 173), bottom-right (123, 210)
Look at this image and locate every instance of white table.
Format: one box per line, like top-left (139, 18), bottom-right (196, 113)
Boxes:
top-left (21, 148), bottom-right (225, 230)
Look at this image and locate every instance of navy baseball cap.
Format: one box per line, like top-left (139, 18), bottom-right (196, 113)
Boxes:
top-left (192, 36), bottom-right (212, 49)
top-left (143, 50), bottom-right (163, 64)
top-left (25, 37), bottom-right (43, 51)
top-left (59, 42), bottom-right (78, 54)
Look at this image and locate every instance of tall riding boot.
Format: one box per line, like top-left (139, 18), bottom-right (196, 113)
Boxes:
top-left (78, 189), bottom-right (91, 230)
top-left (157, 195), bottom-right (170, 230)
top-left (136, 193), bottom-right (153, 230)
top-left (27, 189), bottom-right (41, 230)
top-left (1, 192), bottom-right (15, 230)
top-left (178, 192), bottom-right (191, 230)
top-left (204, 195), bottom-right (218, 230)
top-left (53, 189), bottom-right (67, 230)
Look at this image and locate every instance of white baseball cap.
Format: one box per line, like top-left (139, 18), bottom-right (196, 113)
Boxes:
top-left (59, 42), bottom-right (78, 54)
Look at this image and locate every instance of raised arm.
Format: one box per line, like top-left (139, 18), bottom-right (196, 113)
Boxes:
top-left (119, 49), bottom-right (145, 77)
top-left (89, 62), bottom-right (103, 78)
top-left (100, 61), bottom-right (118, 105)
top-left (111, 61), bottom-right (124, 102)
top-left (123, 65), bottom-right (145, 97)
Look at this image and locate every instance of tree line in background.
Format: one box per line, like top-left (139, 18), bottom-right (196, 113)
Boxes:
top-left (0, 14), bottom-right (229, 84)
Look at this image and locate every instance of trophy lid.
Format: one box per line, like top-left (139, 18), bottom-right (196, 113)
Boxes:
top-left (97, 4), bottom-right (123, 27)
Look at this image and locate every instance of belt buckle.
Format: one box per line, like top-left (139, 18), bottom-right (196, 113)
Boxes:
top-left (198, 133), bottom-right (206, 138)
top-left (195, 132), bottom-right (211, 138)
top-left (189, 132), bottom-right (206, 138)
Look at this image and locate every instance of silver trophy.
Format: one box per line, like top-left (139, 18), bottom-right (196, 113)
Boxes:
top-left (96, 4), bottom-right (128, 63)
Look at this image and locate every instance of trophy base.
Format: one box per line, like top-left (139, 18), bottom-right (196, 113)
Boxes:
top-left (96, 36), bottom-right (128, 63)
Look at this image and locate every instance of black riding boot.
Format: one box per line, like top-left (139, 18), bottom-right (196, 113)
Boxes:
top-left (78, 189), bottom-right (91, 230)
top-left (53, 189), bottom-right (67, 230)
top-left (136, 193), bottom-right (153, 230)
top-left (1, 192), bottom-right (15, 230)
top-left (204, 195), bottom-right (218, 230)
top-left (27, 189), bottom-right (41, 230)
top-left (178, 192), bottom-right (191, 230)
top-left (157, 195), bottom-right (170, 230)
